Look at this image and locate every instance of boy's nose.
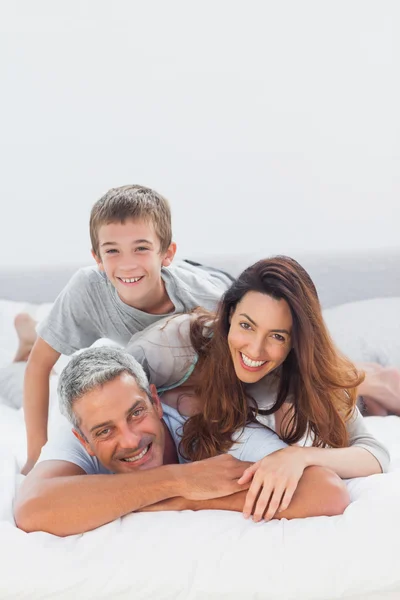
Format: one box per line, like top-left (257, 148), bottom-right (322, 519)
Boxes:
top-left (119, 260), bottom-right (139, 271)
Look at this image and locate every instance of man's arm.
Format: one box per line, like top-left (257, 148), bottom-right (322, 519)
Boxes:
top-left (140, 466), bottom-right (350, 519)
top-left (21, 338), bottom-right (61, 475)
top-left (14, 454), bottom-right (249, 536)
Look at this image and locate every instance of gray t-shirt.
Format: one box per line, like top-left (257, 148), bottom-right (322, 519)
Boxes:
top-left (38, 403), bottom-right (287, 474)
top-left (37, 261), bottom-right (232, 355)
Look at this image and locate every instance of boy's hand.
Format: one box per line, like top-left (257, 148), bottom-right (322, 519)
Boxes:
top-left (177, 454), bottom-right (252, 501)
top-left (21, 440), bottom-right (47, 475)
top-left (21, 459), bottom-right (36, 476)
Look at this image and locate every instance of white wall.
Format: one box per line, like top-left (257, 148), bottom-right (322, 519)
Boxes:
top-left (1, 0), bottom-right (399, 267)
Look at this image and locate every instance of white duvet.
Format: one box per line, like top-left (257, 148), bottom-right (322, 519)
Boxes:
top-left (1, 298), bottom-right (400, 599)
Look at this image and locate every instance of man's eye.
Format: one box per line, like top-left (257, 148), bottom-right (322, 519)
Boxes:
top-left (131, 408), bottom-right (145, 418)
top-left (96, 428), bottom-right (111, 437)
top-left (239, 322), bottom-right (252, 330)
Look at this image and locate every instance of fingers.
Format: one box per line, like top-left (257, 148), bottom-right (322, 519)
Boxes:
top-left (243, 480), bottom-right (298, 522)
top-left (262, 485), bottom-right (285, 522)
top-left (242, 478), bottom-right (262, 519)
top-left (237, 463), bottom-right (258, 485)
top-left (277, 484), bottom-right (297, 514)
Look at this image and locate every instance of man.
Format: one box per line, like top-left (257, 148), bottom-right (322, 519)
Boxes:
top-left (14, 347), bottom-right (349, 536)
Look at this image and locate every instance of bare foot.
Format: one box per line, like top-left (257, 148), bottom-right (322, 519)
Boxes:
top-left (359, 366), bottom-right (400, 415)
top-left (360, 396), bottom-right (389, 417)
top-left (13, 313), bottom-right (37, 362)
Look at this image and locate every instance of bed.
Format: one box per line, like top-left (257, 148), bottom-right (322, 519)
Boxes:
top-left (1, 248), bottom-right (400, 600)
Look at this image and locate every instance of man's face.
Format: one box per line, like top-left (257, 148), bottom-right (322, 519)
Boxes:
top-left (72, 373), bottom-right (165, 474)
top-left (93, 218), bottom-right (176, 310)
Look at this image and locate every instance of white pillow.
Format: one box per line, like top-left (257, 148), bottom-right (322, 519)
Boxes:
top-left (323, 297), bottom-right (400, 367)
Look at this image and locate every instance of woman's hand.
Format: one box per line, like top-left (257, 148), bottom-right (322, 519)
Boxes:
top-left (238, 446), bottom-right (307, 522)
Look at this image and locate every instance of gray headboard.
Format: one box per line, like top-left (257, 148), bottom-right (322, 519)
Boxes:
top-left (1, 248), bottom-right (399, 308)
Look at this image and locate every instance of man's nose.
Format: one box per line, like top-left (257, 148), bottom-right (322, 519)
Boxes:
top-left (118, 426), bottom-right (141, 449)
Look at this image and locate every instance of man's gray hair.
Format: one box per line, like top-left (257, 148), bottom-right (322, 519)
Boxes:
top-left (58, 346), bottom-right (151, 430)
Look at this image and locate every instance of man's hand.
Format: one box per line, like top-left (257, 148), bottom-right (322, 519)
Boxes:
top-left (177, 454), bottom-right (251, 501)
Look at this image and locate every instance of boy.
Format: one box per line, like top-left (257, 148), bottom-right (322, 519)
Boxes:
top-left (22, 184), bottom-right (232, 474)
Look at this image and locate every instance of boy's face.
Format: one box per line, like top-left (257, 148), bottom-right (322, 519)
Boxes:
top-left (93, 219), bottom-right (176, 310)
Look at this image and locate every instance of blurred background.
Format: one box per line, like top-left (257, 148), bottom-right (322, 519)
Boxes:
top-left (0, 0), bottom-right (399, 267)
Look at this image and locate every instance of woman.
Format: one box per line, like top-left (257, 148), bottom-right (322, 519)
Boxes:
top-left (128, 256), bottom-right (389, 522)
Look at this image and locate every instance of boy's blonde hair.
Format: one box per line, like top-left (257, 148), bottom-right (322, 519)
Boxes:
top-left (90, 184), bottom-right (172, 256)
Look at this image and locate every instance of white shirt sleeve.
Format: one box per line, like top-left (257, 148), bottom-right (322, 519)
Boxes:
top-left (229, 423), bottom-right (288, 462)
top-left (38, 419), bottom-right (111, 474)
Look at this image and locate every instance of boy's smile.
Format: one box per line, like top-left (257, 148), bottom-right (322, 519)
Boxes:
top-left (93, 218), bottom-right (176, 313)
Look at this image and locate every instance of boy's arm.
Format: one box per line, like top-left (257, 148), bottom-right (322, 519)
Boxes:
top-left (21, 337), bottom-right (61, 475)
top-left (14, 454), bottom-right (249, 536)
top-left (140, 466), bottom-right (350, 519)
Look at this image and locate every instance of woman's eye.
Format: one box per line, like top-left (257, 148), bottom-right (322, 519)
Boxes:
top-left (272, 333), bottom-right (285, 342)
top-left (239, 322), bottom-right (252, 330)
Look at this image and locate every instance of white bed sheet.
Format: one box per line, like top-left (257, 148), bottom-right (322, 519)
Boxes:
top-left (1, 394), bottom-right (400, 599)
top-left (1, 299), bottom-right (400, 599)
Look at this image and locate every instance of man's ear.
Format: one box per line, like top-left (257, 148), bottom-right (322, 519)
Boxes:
top-left (72, 428), bottom-right (95, 457)
top-left (91, 249), bottom-right (105, 272)
top-left (149, 383), bottom-right (163, 418)
top-left (161, 242), bottom-right (177, 267)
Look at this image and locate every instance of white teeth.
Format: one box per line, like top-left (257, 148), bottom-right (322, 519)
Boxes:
top-left (120, 277), bottom-right (142, 283)
top-left (241, 353), bottom-right (267, 368)
top-left (121, 445), bottom-right (150, 462)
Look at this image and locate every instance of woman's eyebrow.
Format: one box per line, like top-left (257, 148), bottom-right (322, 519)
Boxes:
top-left (239, 313), bottom-right (257, 326)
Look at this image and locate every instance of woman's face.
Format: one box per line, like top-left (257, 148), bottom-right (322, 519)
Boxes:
top-left (227, 291), bottom-right (293, 384)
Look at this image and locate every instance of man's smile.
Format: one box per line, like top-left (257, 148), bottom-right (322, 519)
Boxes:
top-left (116, 443), bottom-right (153, 468)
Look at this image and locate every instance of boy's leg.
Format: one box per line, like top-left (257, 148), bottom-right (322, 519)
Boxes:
top-left (13, 314), bottom-right (37, 363)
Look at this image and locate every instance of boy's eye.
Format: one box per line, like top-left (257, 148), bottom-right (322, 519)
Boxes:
top-left (239, 322), bottom-right (252, 331)
top-left (135, 247), bottom-right (149, 252)
top-left (105, 249), bottom-right (118, 254)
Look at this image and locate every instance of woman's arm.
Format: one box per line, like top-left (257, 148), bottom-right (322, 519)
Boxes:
top-left (302, 406), bottom-right (390, 476)
top-left (238, 407), bottom-right (389, 521)
top-left (140, 466), bottom-right (350, 520)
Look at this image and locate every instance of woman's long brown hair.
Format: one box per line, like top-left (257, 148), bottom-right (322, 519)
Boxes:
top-left (179, 256), bottom-right (364, 461)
